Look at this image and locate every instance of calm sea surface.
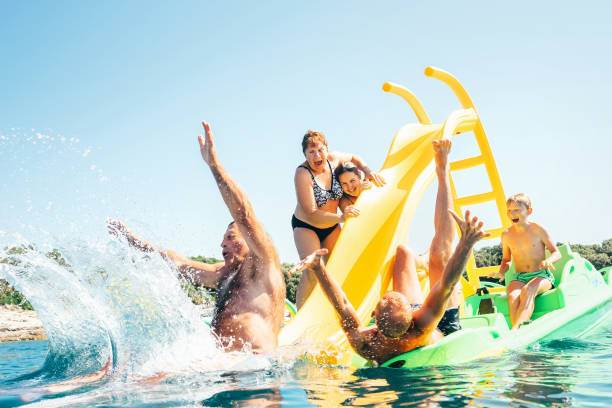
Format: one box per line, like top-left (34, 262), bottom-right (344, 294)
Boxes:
top-left (1, 329), bottom-right (612, 407)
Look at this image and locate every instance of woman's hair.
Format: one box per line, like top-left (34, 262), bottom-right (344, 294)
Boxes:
top-left (334, 161), bottom-right (361, 180)
top-left (301, 130), bottom-right (328, 153)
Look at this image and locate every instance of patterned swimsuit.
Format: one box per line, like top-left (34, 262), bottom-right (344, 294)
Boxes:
top-left (300, 160), bottom-right (344, 207)
top-left (292, 160), bottom-right (344, 242)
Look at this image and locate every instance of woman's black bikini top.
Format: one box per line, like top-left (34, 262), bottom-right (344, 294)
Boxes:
top-left (299, 160), bottom-right (344, 208)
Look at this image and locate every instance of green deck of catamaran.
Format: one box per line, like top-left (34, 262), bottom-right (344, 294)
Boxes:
top-left (351, 244), bottom-right (612, 369)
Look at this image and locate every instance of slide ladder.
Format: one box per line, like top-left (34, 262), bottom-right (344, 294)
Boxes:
top-left (422, 67), bottom-right (511, 296)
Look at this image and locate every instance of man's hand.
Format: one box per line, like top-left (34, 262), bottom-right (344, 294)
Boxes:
top-left (287, 248), bottom-right (329, 276)
top-left (539, 259), bottom-right (555, 271)
top-left (449, 209), bottom-right (491, 244)
top-left (107, 218), bottom-right (130, 239)
top-left (198, 120), bottom-right (219, 167)
top-left (106, 218), bottom-right (153, 252)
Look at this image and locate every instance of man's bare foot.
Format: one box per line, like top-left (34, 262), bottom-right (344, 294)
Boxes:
top-left (432, 139), bottom-right (452, 170)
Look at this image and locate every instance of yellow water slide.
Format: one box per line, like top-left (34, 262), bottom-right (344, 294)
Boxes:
top-left (279, 67), bottom-right (510, 364)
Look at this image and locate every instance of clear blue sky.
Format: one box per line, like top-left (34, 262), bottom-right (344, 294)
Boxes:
top-left (1, 1), bottom-right (611, 262)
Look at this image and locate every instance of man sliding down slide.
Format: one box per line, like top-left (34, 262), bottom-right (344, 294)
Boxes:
top-left (291, 140), bottom-right (490, 365)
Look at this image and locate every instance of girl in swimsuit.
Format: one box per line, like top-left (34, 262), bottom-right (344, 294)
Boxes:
top-left (334, 161), bottom-right (373, 215)
top-left (292, 130), bottom-right (385, 308)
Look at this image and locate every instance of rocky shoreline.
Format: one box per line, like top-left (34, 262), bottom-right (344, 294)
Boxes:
top-left (0, 305), bottom-right (46, 342)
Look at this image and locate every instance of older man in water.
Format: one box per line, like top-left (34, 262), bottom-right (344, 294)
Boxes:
top-left (109, 121), bottom-right (285, 354)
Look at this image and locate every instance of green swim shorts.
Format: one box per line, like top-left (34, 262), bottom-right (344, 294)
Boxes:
top-left (505, 268), bottom-right (555, 287)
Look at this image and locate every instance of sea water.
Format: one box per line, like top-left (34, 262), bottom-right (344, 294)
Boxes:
top-left (2, 130), bottom-right (612, 407)
top-left (1, 329), bottom-right (612, 407)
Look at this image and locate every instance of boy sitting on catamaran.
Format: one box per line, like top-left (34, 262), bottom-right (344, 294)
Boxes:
top-left (492, 193), bottom-right (561, 329)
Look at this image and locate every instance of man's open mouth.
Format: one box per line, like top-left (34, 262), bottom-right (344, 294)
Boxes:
top-left (512, 218), bottom-right (519, 223)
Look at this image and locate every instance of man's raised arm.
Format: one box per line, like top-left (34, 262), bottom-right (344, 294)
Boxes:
top-left (293, 249), bottom-right (364, 341)
top-left (107, 218), bottom-right (223, 288)
top-left (198, 121), bottom-right (277, 264)
top-left (418, 210), bottom-right (490, 329)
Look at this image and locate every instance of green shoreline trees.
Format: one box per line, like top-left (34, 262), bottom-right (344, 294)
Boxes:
top-left (2, 238), bottom-right (611, 309)
top-left (474, 239), bottom-right (612, 270)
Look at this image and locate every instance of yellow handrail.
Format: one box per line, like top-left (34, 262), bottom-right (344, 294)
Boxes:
top-left (424, 68), bottom-right (510, 296)
top-left (382, 82), bottom-right (432, 125)
top-left (424, 66), bottom-right (475, 110)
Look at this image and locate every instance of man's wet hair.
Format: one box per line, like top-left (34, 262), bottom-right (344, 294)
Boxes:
top-left (506, 193), bottom-right (531, 209)
top-left (375, 292), bottom-right (413, 338)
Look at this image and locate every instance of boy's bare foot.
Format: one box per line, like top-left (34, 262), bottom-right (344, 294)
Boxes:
top-left (432, 139), bottom-right (452, 170)
top-left (511, 320), bottom-right (532, 331)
